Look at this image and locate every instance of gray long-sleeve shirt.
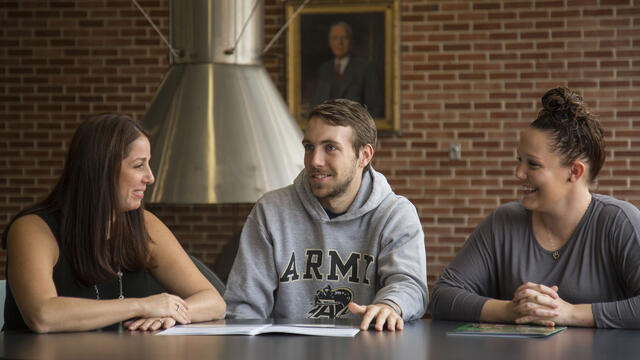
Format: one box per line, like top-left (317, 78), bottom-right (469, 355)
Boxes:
top-left (224, 168), bottom-right (428, 321)
top-left (429, 194), bottom-right (640, 328)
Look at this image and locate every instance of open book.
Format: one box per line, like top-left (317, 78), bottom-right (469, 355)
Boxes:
top-left (447, 323), bottom-right (566, 338)
top-left (157, 323), bottom-right (360, 337)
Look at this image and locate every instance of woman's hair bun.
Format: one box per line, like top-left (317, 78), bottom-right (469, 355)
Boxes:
top-left (532, 87), bottom-right (604, 182)
top-left (541, 87), bottom-right (585, 122)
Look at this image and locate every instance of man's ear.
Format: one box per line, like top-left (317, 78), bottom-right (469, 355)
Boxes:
top-left (358, 144), bottom-right (374, 169)
top-left (567, 160), bottom-right (586, 183)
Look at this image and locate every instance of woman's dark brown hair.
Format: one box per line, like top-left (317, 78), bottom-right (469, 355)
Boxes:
top-left (530, 87), bottom-right (605, 183)
top-left (2, 113), bottom-right (153, 287)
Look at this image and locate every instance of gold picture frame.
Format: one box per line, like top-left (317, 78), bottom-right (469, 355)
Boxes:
top-left (286, 1), bottom-right (400, 132)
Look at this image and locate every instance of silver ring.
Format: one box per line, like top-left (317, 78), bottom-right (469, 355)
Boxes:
top-left (176, 304), bottom-right (180, 311)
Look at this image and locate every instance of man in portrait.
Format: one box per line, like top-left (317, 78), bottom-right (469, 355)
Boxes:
top-left (310, 22), bottom-right (384, 118)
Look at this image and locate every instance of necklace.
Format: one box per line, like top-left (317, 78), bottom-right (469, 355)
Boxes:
top-left (552, 251), bottom-right (560, 260)
top-left (94, 270), bottom-right (124, 300)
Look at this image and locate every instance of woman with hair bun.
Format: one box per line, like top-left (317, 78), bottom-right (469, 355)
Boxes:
top-left (1, 114), bottom-right (226, 333)
top-left (429, 87), bottom-right (640, 328)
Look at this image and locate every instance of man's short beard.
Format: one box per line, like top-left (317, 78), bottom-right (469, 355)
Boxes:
top-left (316, 172), bottom-right (354, 206)
top-left (311, 158), bottom-right (358, 208)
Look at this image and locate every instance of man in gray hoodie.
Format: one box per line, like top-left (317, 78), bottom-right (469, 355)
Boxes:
top-left (224, 99), bottom-right (427, 331)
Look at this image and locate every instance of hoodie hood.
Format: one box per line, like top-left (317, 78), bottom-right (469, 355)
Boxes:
top-left (293, 167), bottom-right (393, 222)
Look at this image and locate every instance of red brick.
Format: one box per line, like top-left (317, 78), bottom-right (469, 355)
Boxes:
top-left (443, 23), bottom-right (470, 31)
top-left (473, 3), bottom-right (501, 10)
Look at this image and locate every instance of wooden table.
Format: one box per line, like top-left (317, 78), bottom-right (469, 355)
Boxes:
top-left (1, 319), bottom-right (639, 359)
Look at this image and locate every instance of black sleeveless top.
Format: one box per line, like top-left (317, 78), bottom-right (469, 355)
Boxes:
top-left (3, 210), bottom-right (164, 331)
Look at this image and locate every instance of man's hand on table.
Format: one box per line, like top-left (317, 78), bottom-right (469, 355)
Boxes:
top-left (348, 302), bottom-right (403, 332)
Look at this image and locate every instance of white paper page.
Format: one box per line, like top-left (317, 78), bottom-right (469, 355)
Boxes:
top-left (157, 324), bottom-right (272, 336)
top-left (260, 325), bottom-right (360, 337)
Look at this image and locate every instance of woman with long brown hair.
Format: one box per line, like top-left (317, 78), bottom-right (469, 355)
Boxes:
top-left (2, 113), bottom-right (225, 333)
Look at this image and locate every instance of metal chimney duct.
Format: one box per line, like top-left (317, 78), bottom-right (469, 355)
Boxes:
top-left (142, 0), bottom-right (303, 203)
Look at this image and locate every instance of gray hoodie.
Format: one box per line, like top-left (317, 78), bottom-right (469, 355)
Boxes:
top-left (224, 168), bottom-right (428, 320)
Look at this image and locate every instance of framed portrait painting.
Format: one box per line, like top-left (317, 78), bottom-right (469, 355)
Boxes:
top-left (286, 1), bottom-right (400, 132)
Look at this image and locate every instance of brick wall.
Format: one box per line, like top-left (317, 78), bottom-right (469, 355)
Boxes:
top-left (1, 0), bottom-right (639, 295)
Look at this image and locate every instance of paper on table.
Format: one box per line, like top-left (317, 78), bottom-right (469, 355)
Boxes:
top-left (157, 324), bottom-right (272, 336)
top-left (447, 323), bottom-right (567, 338)
top-left (157, 323), bottom-right (360, 337)
top-left (259, 325), bottom-right (359, 337)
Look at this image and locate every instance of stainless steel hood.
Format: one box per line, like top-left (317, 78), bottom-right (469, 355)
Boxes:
top-left (142, 0), bottom-right (303, 203)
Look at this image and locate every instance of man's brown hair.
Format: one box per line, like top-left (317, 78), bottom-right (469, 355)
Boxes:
top-left (307, 99), bottom-right (377, 171)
